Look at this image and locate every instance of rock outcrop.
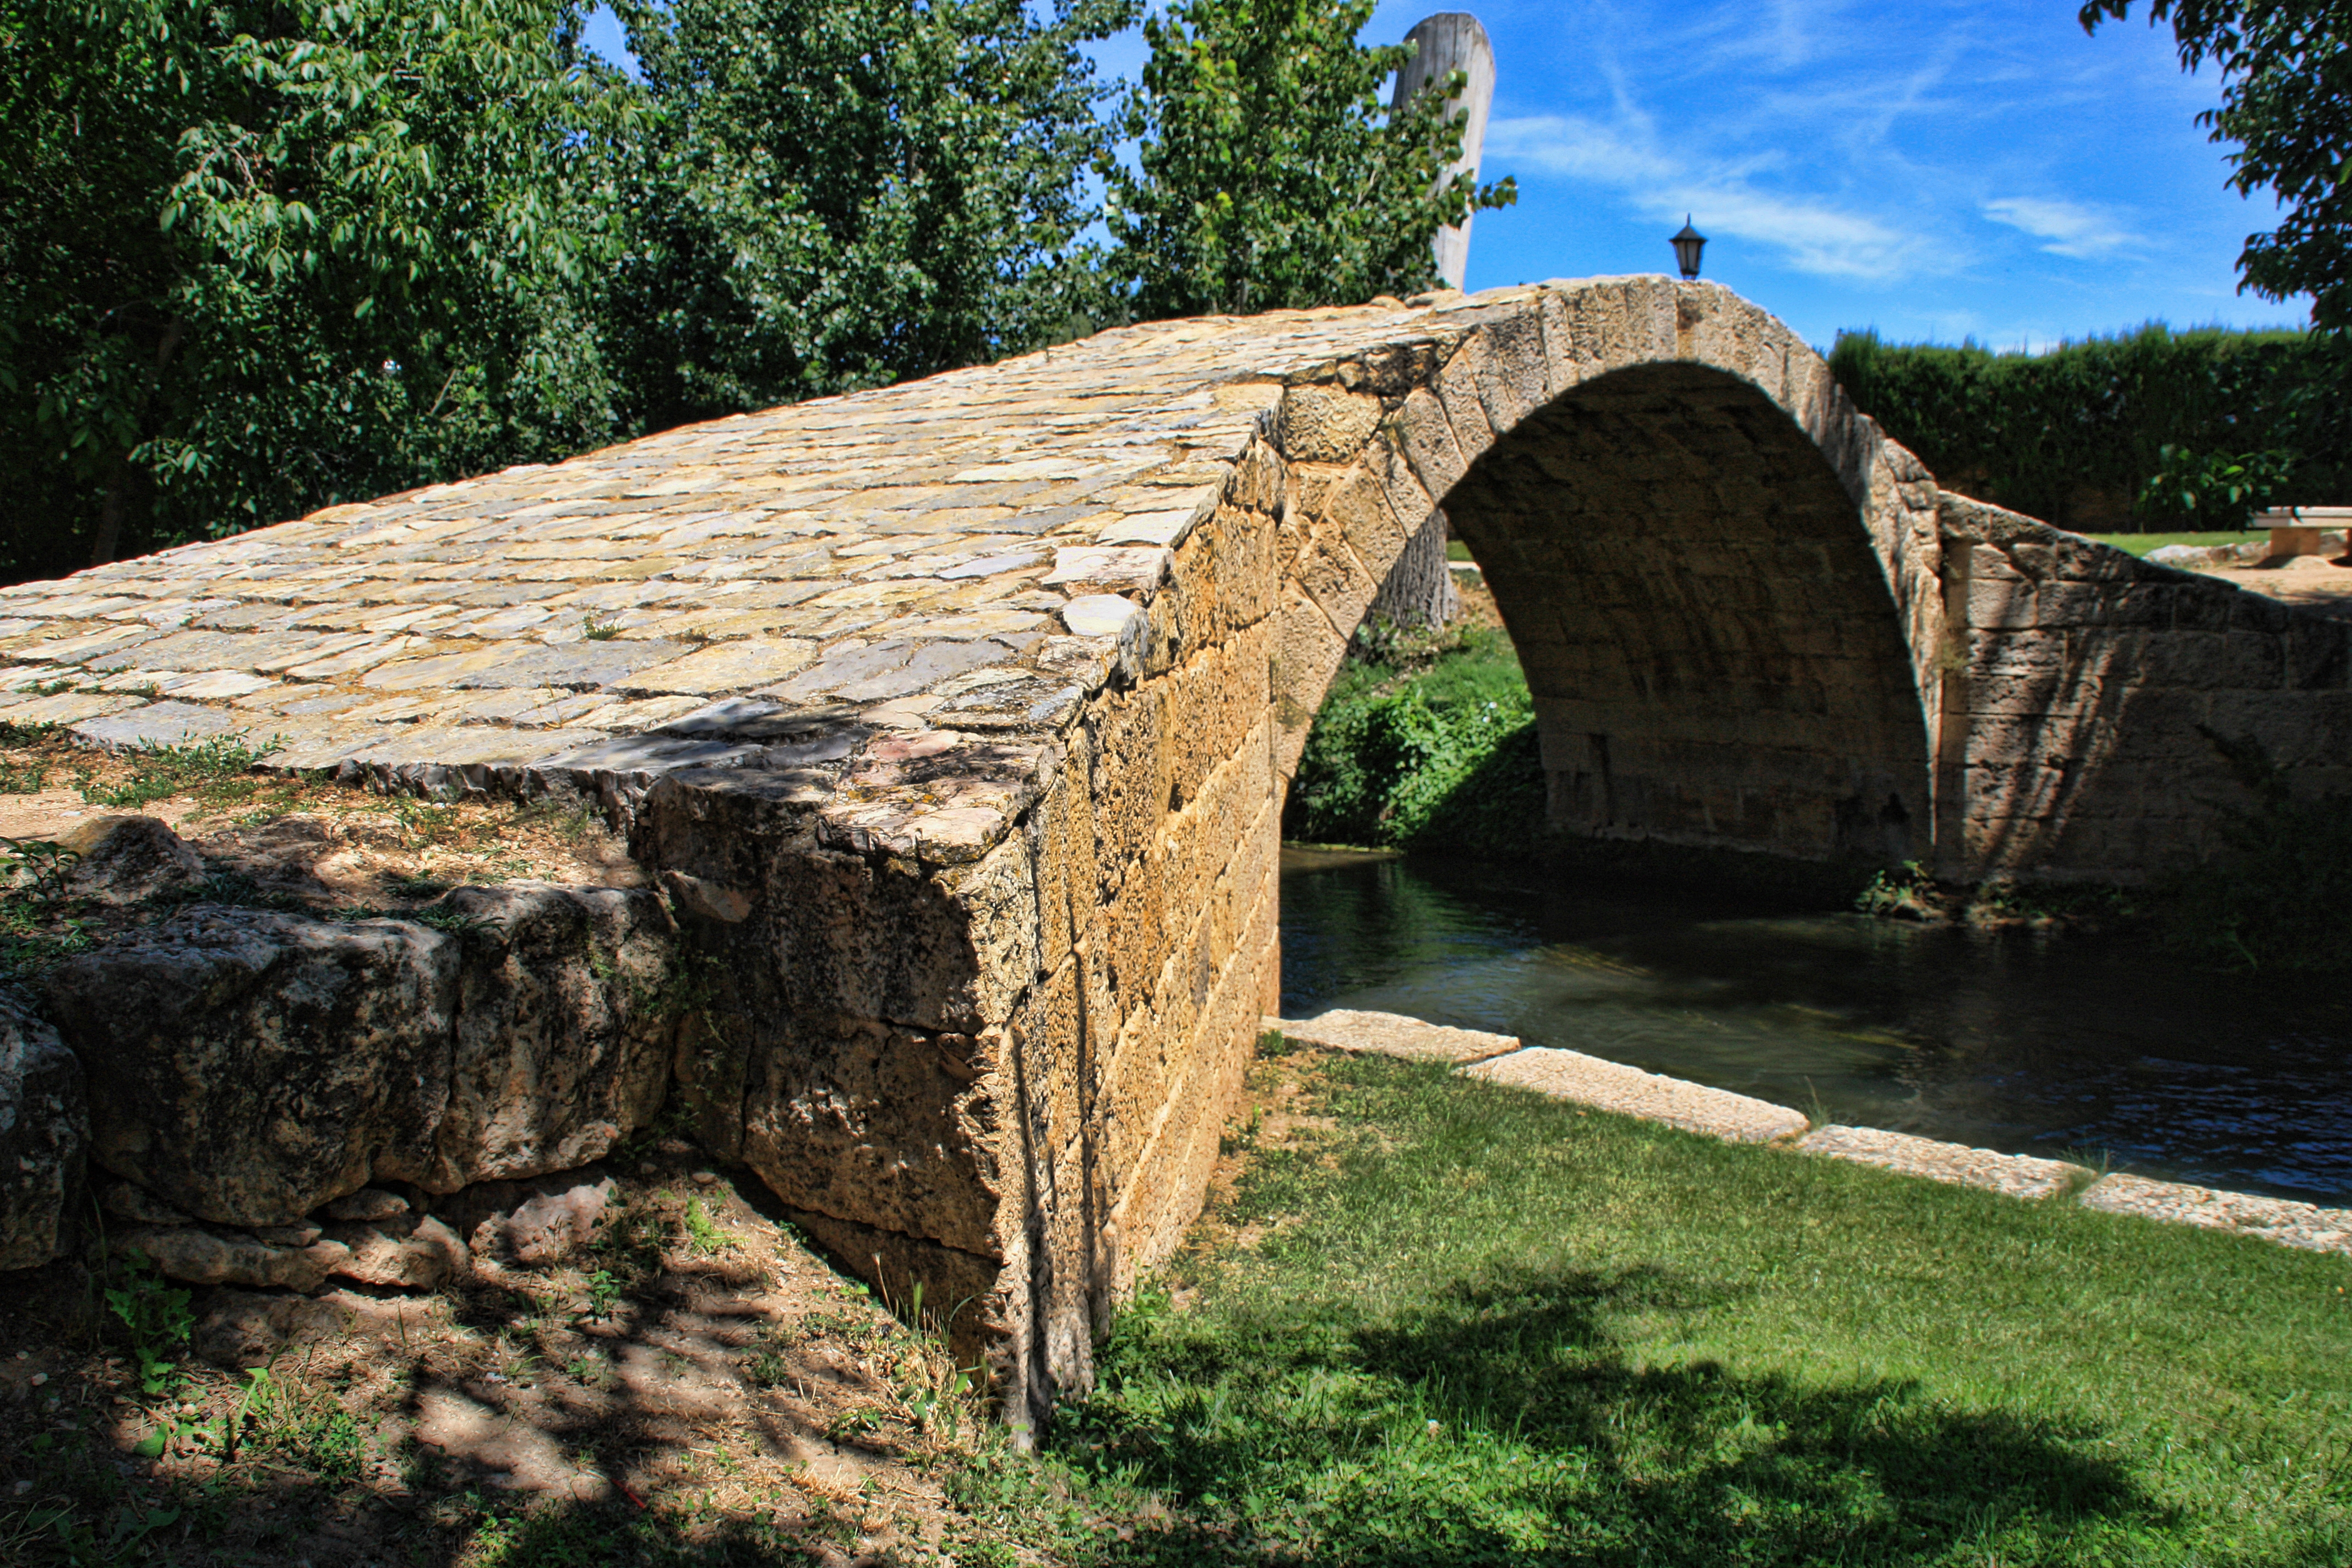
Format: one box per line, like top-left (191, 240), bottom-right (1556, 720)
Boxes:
top-left (59, 815), bottom-right (208, 906)
top-left (45, 908), bottom-right (459, 1226)
top-left (0, 997), bottom-right (84, 1270)
top-left (39, 879), bottom-right (679, 1231)
top-left (414, 885), bottom-right (676, 1191)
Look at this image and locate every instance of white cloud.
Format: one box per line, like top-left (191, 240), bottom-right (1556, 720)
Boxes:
top-left (1981, 197), bottom-right (2141, 259)
top-left (1486, 113), bottom-right (1924, 282)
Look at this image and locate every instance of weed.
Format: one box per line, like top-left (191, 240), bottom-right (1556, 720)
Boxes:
top-left (1286, 622), bottom-right (1539, 853)
top-left (0, 760), bottom-right (47, 793)
top-left (293, 1405), bottom-right (368, 1482)
top-left (416, 906), bottom-right (492, 935)
top-left (581, 613), bottom-right (622, 641)
top-left (77, 734), bottom-right (276, 811)
top-left (511, 795), bottom-right (602, 842)
top-left (680, 1197), bottom-right (725, 1254)
top-left (743, 1340), bottom-right (792, 1388)
top-left (824, 1406), bottom-right (885, 1442)
top-left (105, 1250), bottom-right (194, 1397)
top-left (0, 837), bottom-right (79, 903)
top-left (580, 1269), bottom-right (622, 1322)
top-left (1855, 859), bottom-right (1942, 921)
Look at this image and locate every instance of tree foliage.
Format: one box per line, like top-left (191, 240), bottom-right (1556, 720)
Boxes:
top-left (1104, 0), bottom-right (1515, 319)
top-left (2, 0), bottom-right (1510, 582)
top-left (2082, 0), bottom-right (2352, 331)
top-left (607, 0), bottom-right (1134, 429)
top-left (0, 0), bottom-right (637, 580)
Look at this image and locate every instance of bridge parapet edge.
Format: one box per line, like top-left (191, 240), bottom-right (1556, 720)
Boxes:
top-left (1936, 491), bottom-right (2352, 882)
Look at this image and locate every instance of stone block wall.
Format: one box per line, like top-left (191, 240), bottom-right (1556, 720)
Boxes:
top-left (624, 443), bottom-right (1288, 1425)
top-left (1936, 493), bottom-right (2352, 880)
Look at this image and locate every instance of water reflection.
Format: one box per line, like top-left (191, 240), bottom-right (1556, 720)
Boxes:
top-left (1280, 847), bottom-right (2352, 1202)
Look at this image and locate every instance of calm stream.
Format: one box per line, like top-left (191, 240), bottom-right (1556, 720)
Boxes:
top-left (1279, 847), bottom-right (2352, 1204)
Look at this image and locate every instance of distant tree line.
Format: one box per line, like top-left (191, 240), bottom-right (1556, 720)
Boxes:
top-left (1828, 326), bottom-right (2352, 531)
top-left (0, 0), bottom-right (1511, 583)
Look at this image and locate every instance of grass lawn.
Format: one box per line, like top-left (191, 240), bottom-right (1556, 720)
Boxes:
top-left (2079, 529), bottom-right (2263, 558)
top-left (964, 1044), bottom-right (2352, 1566)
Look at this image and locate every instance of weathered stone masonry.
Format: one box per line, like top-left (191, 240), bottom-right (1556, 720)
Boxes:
top-left (1, 278), bottom-right (2347, 1425)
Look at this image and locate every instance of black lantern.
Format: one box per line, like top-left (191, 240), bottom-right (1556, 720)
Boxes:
top-left (1670, 217), bottom-right (1707, 280)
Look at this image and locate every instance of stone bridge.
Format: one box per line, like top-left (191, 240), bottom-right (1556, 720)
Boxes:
top-left (2, 279), bottom-right (2345, 1422)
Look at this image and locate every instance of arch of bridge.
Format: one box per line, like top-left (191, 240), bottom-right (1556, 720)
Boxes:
top-left (0, 279), bottom-right (1959, 1419)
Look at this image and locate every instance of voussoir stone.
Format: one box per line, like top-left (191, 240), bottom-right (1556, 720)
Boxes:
top-left (43, 908), bottom-right (458, 1227)
top-left (408, 883), bottom-right (679, 1193)
top-left (0, 995), bottom-right (85, 1271)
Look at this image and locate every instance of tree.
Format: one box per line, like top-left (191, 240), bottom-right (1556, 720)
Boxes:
top-left (1105, 0), bottom-right (1516, 320)
top-left (606, 0), bottom-right (1134, 429)
top-left (0, 0), bottom-right (633, 577)
top-left (2081, 1), bottom-right (2352, 331)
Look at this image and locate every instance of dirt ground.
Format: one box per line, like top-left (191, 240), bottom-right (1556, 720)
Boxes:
top-left (2185, 552), bottom-right (2352, 619)
top-left (0, 1137), bottom-right (1035, 1567)
top-left (0, 726), bottom-right (644, 918)
top-left (0, 732), bottom-right (1063, 1566)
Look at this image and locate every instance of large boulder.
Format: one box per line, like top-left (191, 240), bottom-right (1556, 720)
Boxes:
top-left (44, 908), bottom-right (458, 1226)
top-left (59, 816), bottom-right (206, 906)
top-left (0, 995), bottom-right (85, 1270)
top-left (406, 884), bottom-right (677, 1192)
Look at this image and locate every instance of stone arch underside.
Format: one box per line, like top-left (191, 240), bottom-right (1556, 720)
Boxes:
top-left (1442, 362), bottom-right (1933, 863)
top-left (9, 278), bottom-right (2342, 1434)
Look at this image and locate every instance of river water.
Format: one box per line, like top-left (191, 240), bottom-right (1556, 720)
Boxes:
top-left (1278, 847), bottom-right (2352, 1204)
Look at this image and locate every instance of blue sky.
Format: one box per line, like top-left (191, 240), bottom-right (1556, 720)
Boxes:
top-left (582, 1), bottom-right (2310, 352)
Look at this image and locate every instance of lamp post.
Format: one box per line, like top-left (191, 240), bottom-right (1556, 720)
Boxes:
top-left (1670, 217), bottom-right (1707, 280)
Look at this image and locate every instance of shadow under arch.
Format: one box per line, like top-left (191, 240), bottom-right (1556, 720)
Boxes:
top-left (1424, 358), bottom-right (1935, 867)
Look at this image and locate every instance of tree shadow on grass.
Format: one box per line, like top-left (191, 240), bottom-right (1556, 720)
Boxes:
top-left (1055, 1262), bottom-right (2190, 1567)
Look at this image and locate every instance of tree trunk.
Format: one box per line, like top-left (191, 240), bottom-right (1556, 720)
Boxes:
top-left (1365, 506), bottom-right (1459, 631)
top-left (89, 317), bottom-right (188, 569)
top-left (1389, 13), bottom-right (1497, 291)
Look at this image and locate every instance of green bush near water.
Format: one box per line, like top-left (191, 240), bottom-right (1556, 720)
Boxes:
top-left (954, 1048), bottom-right (2352, 1565)
top-left (1284, 621), bottom-right (1543, 854)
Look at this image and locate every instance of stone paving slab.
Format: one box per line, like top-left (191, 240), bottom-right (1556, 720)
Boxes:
top-left (2078, 1173), bottom-right (2352, 1256)
top-left (1798, 1125), bottom-right (2085, 1200)
top-left (1466, 1046), bottom-right (1810, 1144)
top-left (1267, 1010), bottom-right (1520, 1065)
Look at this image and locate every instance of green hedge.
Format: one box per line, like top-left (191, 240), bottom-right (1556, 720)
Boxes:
top-left (1827, 325), bottom-right (2352, 531)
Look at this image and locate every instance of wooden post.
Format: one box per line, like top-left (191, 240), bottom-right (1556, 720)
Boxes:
top-left (1389, 13), bottom-right (1497, 292)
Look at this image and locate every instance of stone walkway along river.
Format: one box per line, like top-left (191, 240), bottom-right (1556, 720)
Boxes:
top-left (1277, 1008), bottom-right (2352, 1257)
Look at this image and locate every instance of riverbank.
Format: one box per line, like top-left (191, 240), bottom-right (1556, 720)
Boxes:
top-left (1288, 599), bottom-right (2352, 971)
top-left (961, 1040), bottom-right (2352, 1565)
